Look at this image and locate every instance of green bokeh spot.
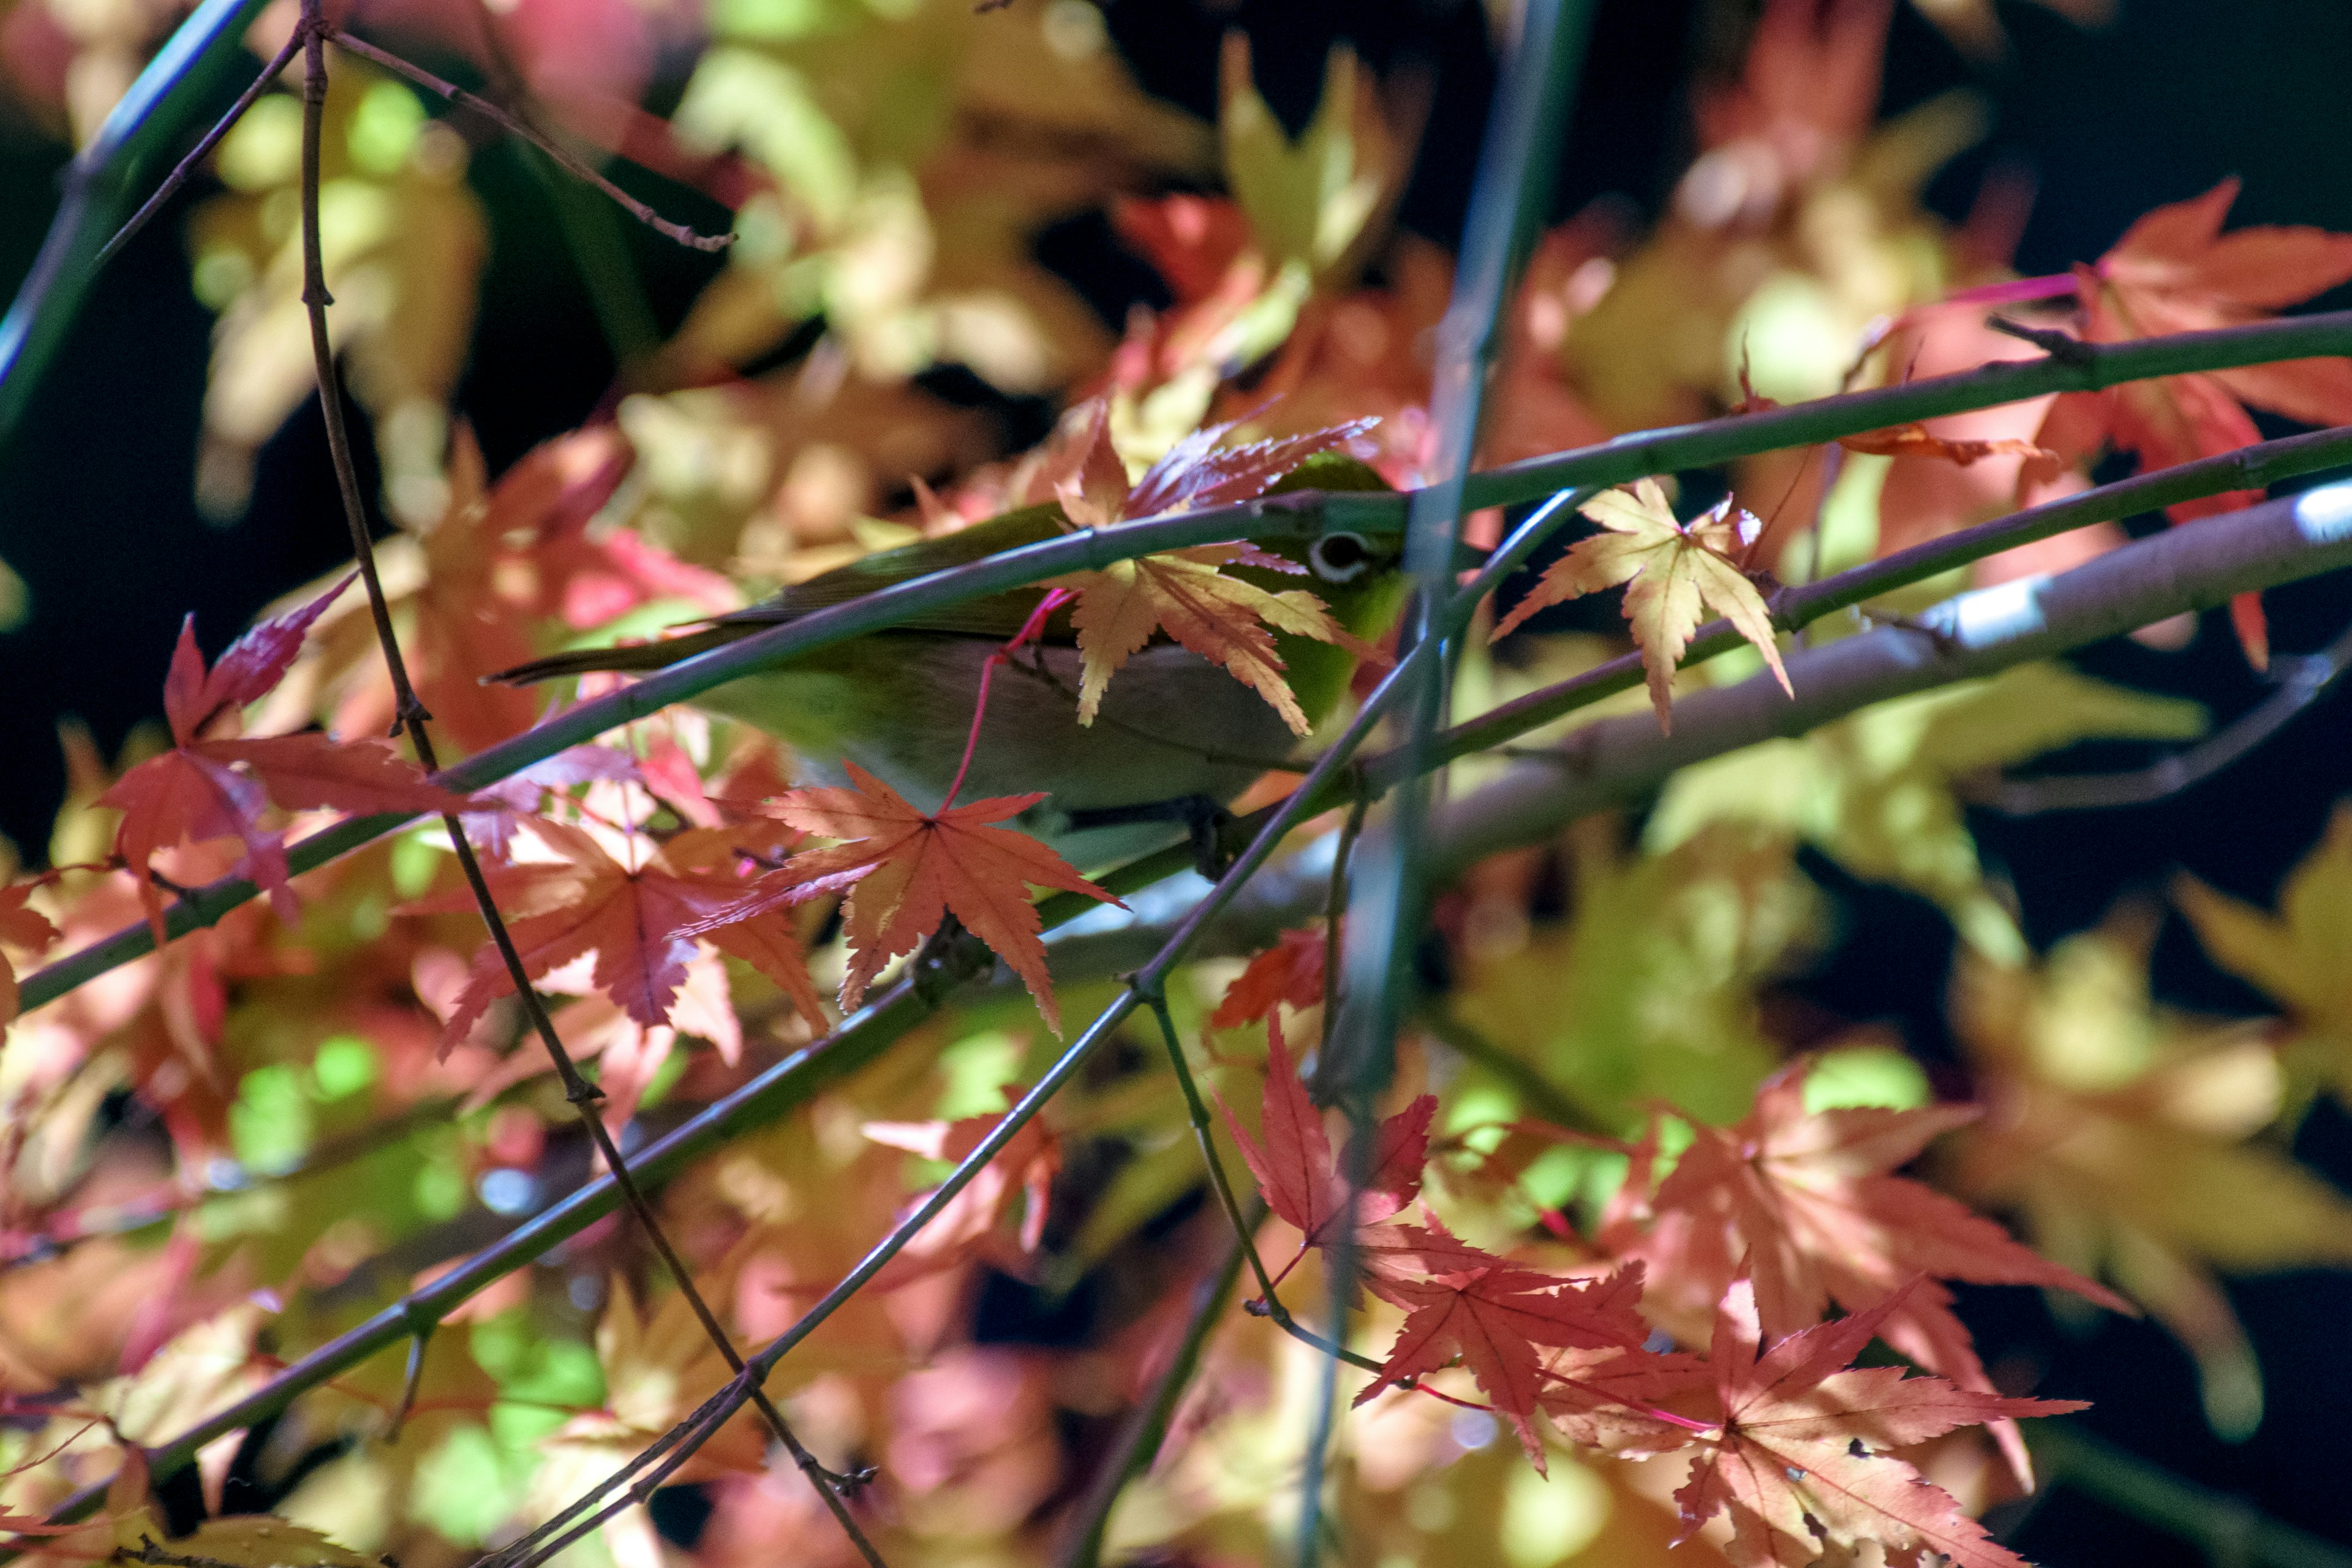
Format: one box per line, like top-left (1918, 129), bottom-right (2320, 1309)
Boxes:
top-left (230, 1064), bottom-right (313, 1174)
top-left (312, 1035), bottom-right (380, 1101)
top-left (1803, 1045), bottom-right (1931, 1113)
top-left (348, 80), bottom-right (426, 176)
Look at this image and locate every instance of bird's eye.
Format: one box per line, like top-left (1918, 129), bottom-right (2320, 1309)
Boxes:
top-left (1309, 531), bottom-right (1372, 584)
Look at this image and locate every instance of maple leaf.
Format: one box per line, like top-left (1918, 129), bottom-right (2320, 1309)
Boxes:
top-left (699, 764), bottom-right (1118, 1034)
top-left (2174, 802), bottom-right (2352, 1105)
top-left (2026, 179), bottom-right (2352, 666)
top-left (317, 426), bottom-right (735, 752)
top-left (1675, 1279), bottom-right (2084, 1568)
top-left (99, 579), bottom-right (469, 941)
top-left (1217, 1016), bottom-right (1436, 1261)
top-left (0, 879), bottom-right (61, 1027)
top-left (862, 1110), bottom-right (1061, 1284)
top-left (1946, 914), bottom-right (2352, 1437)
top-left (435, 816), bottom-right (824, 1052)
top-left (1491, 479), bottom-right (1792, 733)
top-left (1044, 405), bottom-right (1384, 733)
top-left (1354, 1245), bottom-right (1653, 1468)
top-left (1835, 423), bottom-right (2056, 467)
top-left (1613, 1058), bottom-right (2127, 1483)
top-left (1208, 924), bottom-right (1330, 1028)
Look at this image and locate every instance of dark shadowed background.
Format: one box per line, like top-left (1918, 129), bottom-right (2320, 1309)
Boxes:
top-left (3, 2), bottom-right (2350, 1561)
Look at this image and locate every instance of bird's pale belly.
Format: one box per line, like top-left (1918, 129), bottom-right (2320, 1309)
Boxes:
top-left (693, 633), bottom-right (1305, 866)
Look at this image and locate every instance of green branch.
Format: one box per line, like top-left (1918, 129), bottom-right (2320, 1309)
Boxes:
top-left (24, 470), bottom-right (2352, 1551)
top-left (0, 0), bottom-right (273, 444)
top-left (24, 334), bottom-right (2352, 1018)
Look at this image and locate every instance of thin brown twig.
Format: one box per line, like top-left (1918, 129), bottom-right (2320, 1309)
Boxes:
top-left (94, 27), bottom-right (306, 267)
top-left (291, 12), bottom-right (873, 1563)
top-left (1319, 797), bottom-right (1366, 1050)
top-left (323, 28), bottom-right (731, 252)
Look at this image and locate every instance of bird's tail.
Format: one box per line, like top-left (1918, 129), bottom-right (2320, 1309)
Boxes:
top-left (484, 626), bottom-right (739, 686)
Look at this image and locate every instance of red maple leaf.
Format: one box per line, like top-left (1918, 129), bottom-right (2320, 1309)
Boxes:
top-left (1675, 1278), bottom-right (2086, 1568)
top-left (1217, 1016), bottom-right (1436, 1265)
top-left (1209, 924), bottom-right (1329, 1028)
top-left (435, 815), bottom-right (824, 1050)
top-left (2026, 179), bottom-right (2352, 666)
top-left (1354, 1237), bottom-right (1654, 1468)
top-left (1610, 1059), bottom-right (2128, 1480)
top-left (862, 1111), bottom-right (1062, 1284)
top-left (690, 764), bottom-right (1118, 1034)
top-left (0, 876), bottom-right (61, 1025)
top-left (323, 427), bottom-right (736, 752)
top-left (99, 578), bottom-right (469, 941)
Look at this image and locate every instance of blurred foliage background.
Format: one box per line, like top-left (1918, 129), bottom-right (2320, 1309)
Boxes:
top-left (2, 2), bottom-right (2352, 1566)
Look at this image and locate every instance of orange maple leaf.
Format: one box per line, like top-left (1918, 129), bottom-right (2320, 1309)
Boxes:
top-left (99, 579), bottom-right (469, 941)
top-left (1208, 924), bottom-right (1330, 1028)
top-left (323, 427), bottom-right (736, 751)
top-left (1044, 405), bottom-right (1384, 733)
top-left (1492, 478), bottom-right (1791, 732)
top-left (435, 816), bottom-right (824, 1052)
top-left (862, 1111), bottom-right (1061, 1284)
top-left (703, 763), bottom-right (1119, 1033)
top-left (1676, 1278), bottom-right (2085, 1568)
top-left (0, 878), bottom-right (61, 1027)
top-left (1609, 1058), bottom-right (2129, 1480)
top-left (2026, 179), bottom-right (2352, 666)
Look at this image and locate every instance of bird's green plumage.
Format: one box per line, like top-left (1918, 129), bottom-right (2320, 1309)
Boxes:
top-left (491, 455), bottom-right (1409, 862)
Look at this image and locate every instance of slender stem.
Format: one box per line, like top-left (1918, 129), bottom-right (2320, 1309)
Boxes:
top-left (1419, 1009), bottom-right (1598, 1134)
top-left (22, 415), bottom-right (2352, 1020)
top-left (293, 19), bottom-right (876, 1562)
top-left (1319, 798), bottom-right (1366, 1051)
top-left (28, 470), bottom-right (2352, 1557)
top-left (94, 25), bottom-right (306, 267)
top-left (1970, 613), bottom-right (2352, 814)
top-left (1140, 992), bottom-right (1283, 1304)
top-left (1303, 5), bottom-right (1593, 1558)
top-left (325, 28), bottom-right (730, 252)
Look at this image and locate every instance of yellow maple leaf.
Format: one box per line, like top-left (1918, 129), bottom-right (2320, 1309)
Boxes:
top-left (1053, 543), bottom-right (1376, 736)
top-left (1491, 478), bottom-right (1790, 731)
top-left (2174, 802), bottom-right (2352, 1106)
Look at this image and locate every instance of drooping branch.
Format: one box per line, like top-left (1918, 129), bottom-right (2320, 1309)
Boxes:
top-left (21, 398), bottom-right (2352, 1021)
top-left (1968, 614), bottom-right (2352, 814)
top-left (24, 474), bottom-right (2352, 1554)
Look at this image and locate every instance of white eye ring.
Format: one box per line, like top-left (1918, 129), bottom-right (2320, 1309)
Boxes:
top-left (1310, 532), bottom-right (1373, 584)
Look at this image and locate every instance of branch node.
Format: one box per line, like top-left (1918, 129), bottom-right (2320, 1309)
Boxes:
top-left (1988, 314), bottom-right (2096, 369)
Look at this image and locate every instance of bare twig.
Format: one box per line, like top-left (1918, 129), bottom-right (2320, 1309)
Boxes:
top-left (1968, 614), bottom-right (2352, 814)
top-left (1419, 1009), bottom-right (1598, 1134)
top-left (93, 26), bottom-right (304, 267)
top-left (324, 28), bottom-right (731, 252)
top-left (292, 15), bottom-right (873, 1562)
top-left (24, 474), bottom-right (2352, 1558)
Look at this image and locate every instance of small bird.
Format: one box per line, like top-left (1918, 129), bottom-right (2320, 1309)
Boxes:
top-left (491, 459), bottom-right (1409, 867)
